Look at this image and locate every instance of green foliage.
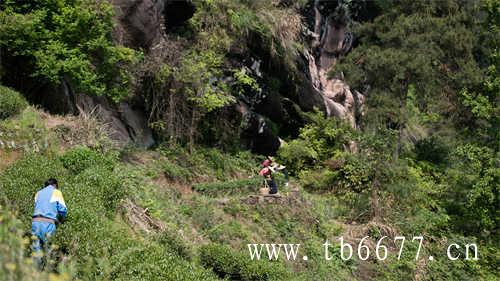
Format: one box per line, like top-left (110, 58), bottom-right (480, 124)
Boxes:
top-left (157, 146), bottom-right (258, 181)
top-left (0, 85), bottom-right (28, 119)
top-left (414, 136), bottom-right (449, 164)
top-left (192, 177), bottom-right (261, 196)
top-left (0, 0), bottom-right (498, 279)
top-left (299, 169), bottom-right (337, 192)
top-left (226, 1), bottom-right (302, 68)
top-left (334, 0), bottom-right (483, 129)
top-left (299, 153), bottom-right (373, 193)
top-left (232, 68), bottom-right (261, 96)
top-left (333, 155), bottom-right (372, 193)
top-left (108, 242), bottom-right (218, 281)
top-left (199, 243), bottom-right (289, 281)
top-left (157, 231), bottom-right (193, 261)
top-left (196, 147), bottom-right (257, 178)
top-left (0, 154), bottom-right (65, 219)
top-left (460, 89), bottom-right (495, 119)
top-left (161, 160), bottom-right (192, 183)
top-left (455, 0), bottom-right (499, 146)
top-left (0, 0), bottom-right (139, 100)
top-left (0, 107), bottom-right (50, 153)
top-left (178, 50), bottom-right (235, 113)
top-left (0, 206), bottom-right (75, 281)
top-left (60, 146), bottom-right (116, 174)
top-left (278, 111), bottom-right (354, 174)
top-left (444, 143), bottom-right (498, 235)
top-left (0, 152), bottom-right (221, 281)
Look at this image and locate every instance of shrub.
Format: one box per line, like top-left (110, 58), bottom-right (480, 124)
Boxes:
top-left (277, 140), bottom-right (318, 174)
top-left (299, 169), bottom-right (337, 192)
top-left (199, 243), bottom-right (289, 281)
top-left (299, 154), bottom-right (372, 193)
top-left (157, 231), bottom-right (193, 261)
top-left (161, 160), bottom-right (192, 182)
top-left (109, 243), bottom-right (218, 281)
top-left (0, 206), bottom-right (74, 280)
top-left (60, 146), bottom-right (116, 174)
top-left (0, 155), bottom-right (65, 221)
top-left (0, 85), bottom-right (28, 119)
top-left (0, 1), bottom-right (138, 100)
top-left (207, 221), bottom-right (250, 243)
top-left (336, 155), bottom-right (372, 193)
top-left (192, 177), bottom-right (261, 196)
top-left (277, 111), bottom-right (354, 174)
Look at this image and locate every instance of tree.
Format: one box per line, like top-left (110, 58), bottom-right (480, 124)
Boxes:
top-left (0, 0), bottom-right (138, 101)
top-left (333, 0), bottom-right (483, 136)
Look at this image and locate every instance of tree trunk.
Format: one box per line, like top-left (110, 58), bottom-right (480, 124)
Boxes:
top-left (188, 108), bottom-right (198, 152)
top-left (370, 178), bottom-right (380, 220)
top-left (168, 90), bottom-right (175, 146)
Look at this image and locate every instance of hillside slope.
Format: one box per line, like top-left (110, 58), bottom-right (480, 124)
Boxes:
top-left (0, 106), bottom-right (497, 280)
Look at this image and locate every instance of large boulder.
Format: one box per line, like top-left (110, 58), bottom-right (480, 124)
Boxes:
top-left (75, 93), bottom-right (154, 148)
top-left (112, 0), bottom-right (195, 49)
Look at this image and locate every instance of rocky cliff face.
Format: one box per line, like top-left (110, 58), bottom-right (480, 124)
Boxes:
top-left (301, 0), bottom-right (364, 128)
top-left (5, 0), bottom-right (363, 152)
top-left (108, 0), bottom-right (364, 152)
top-left (233, 0), bottom-right (365, 153)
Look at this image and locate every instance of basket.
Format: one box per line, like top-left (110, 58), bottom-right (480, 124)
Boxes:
top-left (259, 187), bottom-right (270, 195)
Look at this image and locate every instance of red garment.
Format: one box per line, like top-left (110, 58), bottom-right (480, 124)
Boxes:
top-left (259, 167), bottom-right (271, 177)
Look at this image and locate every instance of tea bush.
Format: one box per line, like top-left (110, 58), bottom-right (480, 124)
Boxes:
top-left (109, 243), bottom-right (219, 281)
top-left (192, 177), bottom-right (261, 196)
top-left (0, 85), bottom-right (28, 119)
top-left (199, 243), bottom-right (289, 281)
top-left (161, 160), bottom-right (192, 182)
top-left (0, 205), bottom-right (75, 281)
top-left (0, 152), bottom-right (221, 281)
top-left (0, 154), bottom-right (65, 222)
top-left (157, 230), bottom-right (193, 261)
top-left (60, 146), bottom-right (117, 174)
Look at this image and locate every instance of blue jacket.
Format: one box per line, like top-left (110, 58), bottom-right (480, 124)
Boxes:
top-left (33, 185), bottom-right (67, 222)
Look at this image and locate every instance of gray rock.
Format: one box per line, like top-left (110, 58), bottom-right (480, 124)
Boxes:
top-left (75, 93), bottom-right (155, 148)
top-left (112, 0), bottom-right (195, 49)
top-left (118, 103), bottom-right (155, 148)
top-left (112, 0), bottom-right (164, 49)
top-left (299, 0), bottom-right (363, 128)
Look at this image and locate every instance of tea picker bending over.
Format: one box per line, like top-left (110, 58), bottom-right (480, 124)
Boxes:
top-left (31, 178), bottom-right (67, 269)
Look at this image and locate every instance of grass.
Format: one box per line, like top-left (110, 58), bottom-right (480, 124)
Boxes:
top-left (0, 108), bottom-right (49, 153)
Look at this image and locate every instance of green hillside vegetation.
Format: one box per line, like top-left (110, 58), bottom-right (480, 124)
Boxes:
top-left (0, 107), bottom-right (497, 280)
top-left (0, 0), bottom-right (498, 280)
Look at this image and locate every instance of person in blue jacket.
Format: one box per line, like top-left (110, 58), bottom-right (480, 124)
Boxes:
top-left (31, 178), bottom-right (67, 268)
